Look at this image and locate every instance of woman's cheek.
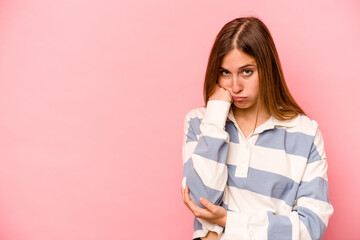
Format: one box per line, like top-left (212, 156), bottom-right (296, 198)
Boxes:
top-left (218, 78), bottom-right (229, 88)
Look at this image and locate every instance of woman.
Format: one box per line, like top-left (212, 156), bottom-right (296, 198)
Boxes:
top-left (181, 17), bottom-right (333, 240)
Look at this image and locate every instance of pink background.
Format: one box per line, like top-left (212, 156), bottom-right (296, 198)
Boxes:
top-left (0, 0), bottom-right (359, 239)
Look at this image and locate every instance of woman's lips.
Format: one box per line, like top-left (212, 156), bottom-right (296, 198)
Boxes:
top-left (233, 97), bottom-right (247, 101)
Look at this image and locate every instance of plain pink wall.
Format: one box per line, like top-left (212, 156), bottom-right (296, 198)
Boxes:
top-left (0, 0), bottom-right (359, 239)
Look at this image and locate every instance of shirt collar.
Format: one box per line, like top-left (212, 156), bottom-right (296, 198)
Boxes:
top-left (227, 107), bottom-right (298, 135)
top-left (271, 115), bottom-right (298, 128)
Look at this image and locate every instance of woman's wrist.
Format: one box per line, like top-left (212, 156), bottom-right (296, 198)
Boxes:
top-left (221, 212), bottom-right (227, 227)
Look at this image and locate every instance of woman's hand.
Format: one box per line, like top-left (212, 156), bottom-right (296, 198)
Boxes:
top-left (181, 185), bottom-right (227, 227)
top-left (208, 84), bottom-right (233, 103)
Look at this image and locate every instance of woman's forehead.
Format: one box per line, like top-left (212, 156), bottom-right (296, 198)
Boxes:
top-left (221, 49), bottom-right (256, 69)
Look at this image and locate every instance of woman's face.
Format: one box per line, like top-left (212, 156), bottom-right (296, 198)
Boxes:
top-left (218, 48), bottom-right (259, 111)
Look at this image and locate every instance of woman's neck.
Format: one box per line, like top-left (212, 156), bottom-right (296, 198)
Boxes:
top-left (232, 103), bottom-right (270, 129)
top-left (232, 103), bottom-right (270, 138)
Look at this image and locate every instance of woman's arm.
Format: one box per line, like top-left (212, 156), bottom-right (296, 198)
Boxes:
top-left (182, 185), bottom-right (227, 227)
top-left (182, 100), bottom-right (231, 207)
top-left (181, 186), bottom-right (226, 240)
top-left (182, 100), bottom-right (231, 238)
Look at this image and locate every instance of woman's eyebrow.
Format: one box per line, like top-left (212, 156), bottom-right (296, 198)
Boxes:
top-left (219, 63), bottom-right (256, 70)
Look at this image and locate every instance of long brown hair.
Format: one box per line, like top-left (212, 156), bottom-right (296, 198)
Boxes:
top-left (203, 17), bottom-right (305, 120)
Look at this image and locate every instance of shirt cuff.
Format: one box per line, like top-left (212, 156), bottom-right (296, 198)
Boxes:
top-left (195, 218), bottom-right (224, 239)
top-left (203, 100), bottom-right (231, 130)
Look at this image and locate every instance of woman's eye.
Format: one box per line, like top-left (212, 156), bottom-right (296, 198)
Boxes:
top-left (220, 70), bottom-right (230, 76)
top-left (243, 69), bottom-right (253, 76)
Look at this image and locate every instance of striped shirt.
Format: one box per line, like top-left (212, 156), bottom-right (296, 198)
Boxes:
top-left (182, 100), bottom-right (333, 240)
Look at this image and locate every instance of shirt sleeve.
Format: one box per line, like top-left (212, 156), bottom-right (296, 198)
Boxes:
top-left (182, 100), bottom-right (231, 238)
top-left (223, 126), bottom-right (334, 240)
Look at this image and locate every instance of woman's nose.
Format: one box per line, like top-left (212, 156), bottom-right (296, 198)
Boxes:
top-left (231, 77), bottom-right (243, 93)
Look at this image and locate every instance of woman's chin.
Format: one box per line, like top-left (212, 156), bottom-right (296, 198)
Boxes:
top-left (232, 101), bottom-right (259, 112)
top-left (232, 101), bottom-right (250, 109)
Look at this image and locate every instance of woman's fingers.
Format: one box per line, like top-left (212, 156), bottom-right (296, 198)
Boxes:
top-left (184, 186), bottom-right (213, 219)
top-left (208, 84), bottom-right (233, 103)
top-left (200, 197), bottom-right (217, 214)
top-left (184, 186), bottom-right (201, 213)
top-left (181, 185), bottom-right (221, 222)
top-left (184, 186), bottom-right (194, 207)
top-left (181, 185), bottom-right (192, 208)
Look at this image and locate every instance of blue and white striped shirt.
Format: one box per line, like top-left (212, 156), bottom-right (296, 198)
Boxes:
top-left (182, 100), bottom-right (333, 240)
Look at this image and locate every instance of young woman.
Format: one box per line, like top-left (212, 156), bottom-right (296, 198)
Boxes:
top-left (181, 17), bottom-right (333, 240)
